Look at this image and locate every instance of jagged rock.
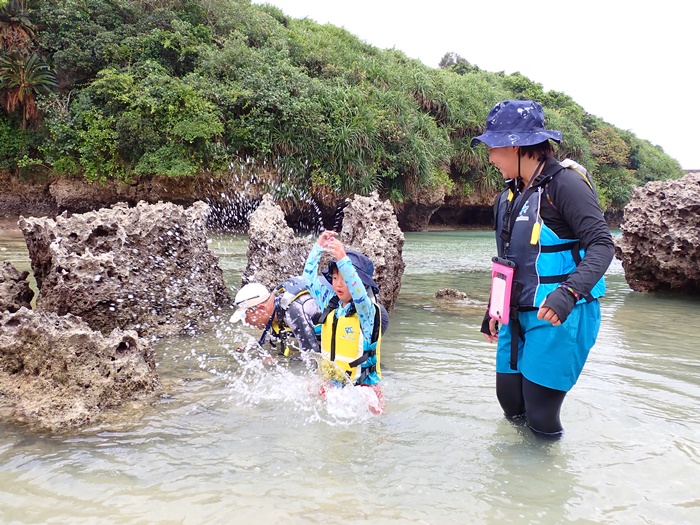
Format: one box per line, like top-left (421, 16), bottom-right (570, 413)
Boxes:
top-left (0, 261), bottom-right (33, 312)
top-left (435, 288), bottom-right (468, 300)
top-left (337, 192), bottom-right (405, 313)
top-left (242, 192), bottom-right (405, 313)
top-left (242, 194), bottom-right (314, 289)
top-left (398, 182), bottom-right (446, 232)
top-left (615, 172), bottom-right (700, 293)
top-left (430, 179), bottom-right (496, 227)
top-left (18, 201), bottom-right (230, 338)
top-left (0, 307), bottom-right (160, 431)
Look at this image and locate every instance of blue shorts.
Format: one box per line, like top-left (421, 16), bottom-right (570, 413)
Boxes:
top-left (495, 300), bottom-right (601, 392)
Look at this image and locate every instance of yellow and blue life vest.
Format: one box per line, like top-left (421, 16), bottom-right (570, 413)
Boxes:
top-left (319, 300), bottom-right (382, 385)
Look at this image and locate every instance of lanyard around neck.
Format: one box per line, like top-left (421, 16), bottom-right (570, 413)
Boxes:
top-left (500, 159), bottom-right (546, 251)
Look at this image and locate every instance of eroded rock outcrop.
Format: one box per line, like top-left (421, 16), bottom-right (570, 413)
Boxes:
top-left (435, 288), bottom-right (468, 300)
top-left (18, 201), bottom-right (230, 337)
top-left (398, 182), bottom-right (446, 232)
top-left (615, 172), bottom-right (700, 293)
top-left (0, 308), bottom-right (160, 431)
top-left (0, 261), bottom-right (33, 312)
top-left (242, 192), bottom-right (405, 313)
top-left (337, 192), bottom-right (405, 312)
top-left (242, 194), bottom-right (314, 288)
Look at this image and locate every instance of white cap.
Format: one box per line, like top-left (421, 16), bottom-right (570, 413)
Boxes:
top-left (230, 283), bottom-right (271, 323)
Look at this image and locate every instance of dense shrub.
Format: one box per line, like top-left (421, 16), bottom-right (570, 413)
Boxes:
top-left (0, 0), bottom-right (684, 211)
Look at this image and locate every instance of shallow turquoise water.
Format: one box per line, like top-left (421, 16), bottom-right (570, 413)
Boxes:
top-left (1, 229), bottom-right (699, 525)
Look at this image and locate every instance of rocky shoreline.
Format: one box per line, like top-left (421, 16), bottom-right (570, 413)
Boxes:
top-left (0, 169), bottom-right (497, 232)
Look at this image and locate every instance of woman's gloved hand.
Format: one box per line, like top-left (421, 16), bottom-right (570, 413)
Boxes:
top-left (480, 309), bottom-right (499, 342)
top-left (539, 285), bottom-right (577, 325)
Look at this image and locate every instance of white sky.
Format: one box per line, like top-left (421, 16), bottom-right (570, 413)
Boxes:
top-left (253, 0), bottom-right (698, 170)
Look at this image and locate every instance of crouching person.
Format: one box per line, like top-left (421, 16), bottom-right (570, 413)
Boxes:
top-left (230, 278), bottom-right (321, 355)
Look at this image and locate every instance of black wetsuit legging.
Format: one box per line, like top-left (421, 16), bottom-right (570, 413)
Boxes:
top-left (496, 373), bottom-right (567, 435)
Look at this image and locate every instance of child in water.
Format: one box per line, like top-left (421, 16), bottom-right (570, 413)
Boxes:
top-left (303, 231), bottom-right (384, 413)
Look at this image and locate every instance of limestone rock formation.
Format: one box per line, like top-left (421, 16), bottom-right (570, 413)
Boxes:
top-left (435, 288), bottom-right (468, 300)
top-left (0, 169), bottom-right (272, 230)
top-left (615, 172), bottom-right (700, 293)
top-left (242, 193), bottom-right (314, 289)
top-left (0, 307), bottom-right (160, 431)
top-left (18, 201), bottom-right (230, 338)
top-left (398, 182), bottom-right (446, 232)
top-left (0, 261), bottom-right (33, 312)
top-left (334, 192), bottom-right (405, 313)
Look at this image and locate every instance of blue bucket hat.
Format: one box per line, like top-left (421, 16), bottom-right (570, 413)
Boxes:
top-left (470, 100), bottom-right (562, 148)
top-left (323, 249), bottom-right (379, 294)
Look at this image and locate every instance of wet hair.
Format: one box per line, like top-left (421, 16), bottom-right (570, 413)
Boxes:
top-left (518, 140), bottom-right (555, 161)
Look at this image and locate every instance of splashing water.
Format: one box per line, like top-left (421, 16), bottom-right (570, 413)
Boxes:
top-left (202, 324), bottom-right (381, 426)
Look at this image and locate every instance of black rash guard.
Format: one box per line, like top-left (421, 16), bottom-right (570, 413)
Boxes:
top-left (484, 155), bottom-right (615, 325)
top-left (281, 293), bottom-right (321, 352)
top-left (530, 156), bottom-right (615, 298)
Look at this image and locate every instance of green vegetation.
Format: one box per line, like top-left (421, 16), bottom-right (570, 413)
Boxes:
top-left (0, 0), bottom-right (684, 211)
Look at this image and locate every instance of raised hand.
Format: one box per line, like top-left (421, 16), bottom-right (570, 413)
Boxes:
top-left (326, 237), bottom-right (347, 261)
top-left (317, 230), bottom-right (338, 250)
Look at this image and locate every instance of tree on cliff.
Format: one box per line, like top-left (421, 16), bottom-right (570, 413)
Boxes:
top-left (1, 0), bottom-right (57, 128)
top-left (0, 0), bottom-right (685, 213)
top-left (0, 51), bottom-right (56, 128)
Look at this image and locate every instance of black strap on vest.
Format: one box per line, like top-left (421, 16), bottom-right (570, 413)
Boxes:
top-left (539, 241), bottom-right (578, 253)
top-left (355, 364), bottom-right (377, 385)
top-left (349, 349), bottom-right (376, 368)
top-left (317, 296), bottom-right (339, 326)
top-left (509, 282), bottom-right (523, 370)
top-left (330, 315), bottom-right (338, 362)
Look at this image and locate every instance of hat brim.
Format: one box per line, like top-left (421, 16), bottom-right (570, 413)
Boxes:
top-left (230, 308), bottom-right (247, 324)
top-left (470, 130), bottom-right (562, 148)
top-left (323, 263), bottom-right (379, 294)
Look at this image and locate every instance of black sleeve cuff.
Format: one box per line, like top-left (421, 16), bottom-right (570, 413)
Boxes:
top-left (542, 286), bottom-right (577, 324)
top-left (480, 309), bottom-right (494, 335)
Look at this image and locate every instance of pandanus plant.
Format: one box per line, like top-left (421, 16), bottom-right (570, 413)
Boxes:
top-left (0, 51), bottom-right (58, 128)
top-left (0, 0), bottom-right (35, 51)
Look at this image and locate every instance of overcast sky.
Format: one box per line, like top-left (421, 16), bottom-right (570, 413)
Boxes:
top-left (253, 0), bottom-right (698, 170)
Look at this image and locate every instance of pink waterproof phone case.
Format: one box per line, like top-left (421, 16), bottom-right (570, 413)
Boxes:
top-left (489, 258), bottom-right (515, 324)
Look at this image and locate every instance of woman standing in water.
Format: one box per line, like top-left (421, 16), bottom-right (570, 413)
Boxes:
top-left (472, 100), bottom-right (614, 438)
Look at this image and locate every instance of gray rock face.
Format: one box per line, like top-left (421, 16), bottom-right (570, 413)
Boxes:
top-left (338, 192), bottom-right (405, 313)
top-left (241, 192), bottom-right (405, 313)
top-left (18, 200), bottom-right (231, 337)
top-left (615, 172), bottom-right (700, 293)
top-left (0, 307), bottom-right (160, 431)
top-left (0, 261), bottom-right (33, 312)
top-left (242, 194), bottom-right (314, 288)
top-left (398, 183), bottom-right (446, 232)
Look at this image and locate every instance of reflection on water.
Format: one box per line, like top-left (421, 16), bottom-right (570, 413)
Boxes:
top-left (1, 229), bottom-right (699, 524)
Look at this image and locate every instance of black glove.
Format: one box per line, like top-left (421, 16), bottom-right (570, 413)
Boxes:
top-left (542, 286), bottom-right (577, 324)
top-left (480, 309), bottom-right (496, 335)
